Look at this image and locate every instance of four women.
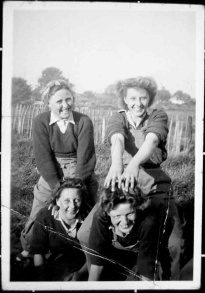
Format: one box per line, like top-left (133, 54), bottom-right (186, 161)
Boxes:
top-left (17, 77), bottom-right (180, 281)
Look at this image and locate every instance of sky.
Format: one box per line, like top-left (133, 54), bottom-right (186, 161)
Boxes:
top-left (6, 2), bottom-right (203, 97)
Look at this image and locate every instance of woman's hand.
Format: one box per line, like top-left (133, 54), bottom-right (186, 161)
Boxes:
top-left (64, 271), bottom-right (80, 281)
top-left (121, 161), bottom-right (140, 192)
top-left (48, 203), bottom-right (59, 218)
top-left (104, 162), bottom-right (124, 191)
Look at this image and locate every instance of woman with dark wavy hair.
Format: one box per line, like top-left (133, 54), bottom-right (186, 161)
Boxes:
top-left (29, 178), bottom-right (90, 281)
top-left (88, 184), bottom-right (173, 281)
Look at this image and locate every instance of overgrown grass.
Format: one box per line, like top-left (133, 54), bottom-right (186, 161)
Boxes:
top-left (10, 134), bottom-right (195, 259)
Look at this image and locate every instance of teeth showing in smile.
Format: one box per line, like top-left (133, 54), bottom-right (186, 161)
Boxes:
top-left (67, 209), bottom-right (77, 214)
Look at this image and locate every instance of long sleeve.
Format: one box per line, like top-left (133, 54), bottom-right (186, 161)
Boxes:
top-left (105, 112), bottom-right (127, 145)
top-left (89, 210), bottom-right (112, 266)
top-left (29, 208), bottom-right (50, 255)
top-left (145, 108), bottom-right (169, 144)
top-left (33, 112), bottom-right (60, 189)
top-left (74, 116), bottom-right (96, 182)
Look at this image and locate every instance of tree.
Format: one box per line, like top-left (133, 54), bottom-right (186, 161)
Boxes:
top-left (37, 67), bottom-right (71, 89)
top-left (155, 87), bottom-right (171, 103)
top-left (12, 77), bottom-right (32, 105)
top-left (31, 86), bottom-right (42, 102)
top-left (173, 90), bottom-right (191, 103)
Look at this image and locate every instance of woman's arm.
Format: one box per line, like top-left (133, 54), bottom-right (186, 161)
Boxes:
top-left (75, 116), bottom-right (96, 181)
top-left (122, 132), bottom-right (159, 191)
top-left (34, 254), bottom-right (47, 281)
top-left (33, 114), bottom-right (60, 189)
top-left (104, 133), bottom-right (125, 191)
top-left (88, 264), bottom-right (104, 281)
top-left (34, 254), bottom-right (44, 266)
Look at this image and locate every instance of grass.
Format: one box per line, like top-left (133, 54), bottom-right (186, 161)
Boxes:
top-left (10, 133), bottom-right (195, 263)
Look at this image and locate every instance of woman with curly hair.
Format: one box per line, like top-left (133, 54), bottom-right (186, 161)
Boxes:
top-left (88, 185), bottom-right (174, 281)
top-left (104, 76), bottom-right (170, 192)
top-left (29, 178), bottom-right (90, 281)
top-left (78, 76), bottom-right (178, 280)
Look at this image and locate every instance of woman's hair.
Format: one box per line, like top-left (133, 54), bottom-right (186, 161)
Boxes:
top-left (50, 178), bottom-right (91, 217)
top-left (116, 76), bottom-right (157, 110)
top-left (41, 79), bottom-right (75, 106)
top-left (99, 184), bottom-right (147, 214)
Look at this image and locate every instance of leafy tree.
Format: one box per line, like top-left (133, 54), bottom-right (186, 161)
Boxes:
top-left (82, 91), bottom-right (96, 99)
top-left (155, 87), bottom-right (171, 103)
top-left (37, 67), bottom-right (71, 89)
top-left (12, 77), bottom-right (32, 105)
top-left (31, 86), bottom-right (42, 103)
top-left (173, 90), bottom-right (191, 102)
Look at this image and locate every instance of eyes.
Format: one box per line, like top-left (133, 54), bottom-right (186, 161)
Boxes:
top-left (56, 97), bottom-right (72, 104)
top-left (130, 96), bottom-right (148, 102)
top-left (64, 198), bottom-right (81, 204)
top-left (112, 212), bottom-right (135, 220)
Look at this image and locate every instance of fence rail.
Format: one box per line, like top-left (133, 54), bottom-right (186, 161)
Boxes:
top-left (12, 104), bottom-right (194, 155)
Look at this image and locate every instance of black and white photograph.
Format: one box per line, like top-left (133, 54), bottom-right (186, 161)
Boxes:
top-left (1, 1), bottom-right (204, 291)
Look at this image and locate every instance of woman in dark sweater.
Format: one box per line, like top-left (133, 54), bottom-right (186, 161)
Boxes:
top-left (18, 79), bottom-right (98, 261)
top-left (88, 185), bottom-right (174, 281)
top-left (30, 178), bottom-right (90, 281)
top-left (78, 77), bottom-right (179, 280)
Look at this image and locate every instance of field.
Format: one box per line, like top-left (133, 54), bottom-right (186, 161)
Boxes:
top-left (10, 130), bottom-right (195, 280)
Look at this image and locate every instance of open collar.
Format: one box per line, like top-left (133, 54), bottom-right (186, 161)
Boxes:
top-left (54, 210), bottom-right (83, 238)
top-left (49, 111), bottom-right (75, 126)
top-left (118, 109), bottom-right (147, 129)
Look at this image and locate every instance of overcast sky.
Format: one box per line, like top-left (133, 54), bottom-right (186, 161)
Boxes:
top-left (5, 2), bottom-right (203, 97)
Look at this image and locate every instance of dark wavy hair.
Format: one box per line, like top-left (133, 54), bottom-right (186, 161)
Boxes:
top-left (99, 184), bottom-right (148, 214)
top-left (116, 76), bottom-right (157, 110)
top-left (50, 178), bottom-right (91, 219)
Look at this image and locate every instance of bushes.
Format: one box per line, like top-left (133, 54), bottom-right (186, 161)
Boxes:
top-left (11, 134), bottom-right (39, 234)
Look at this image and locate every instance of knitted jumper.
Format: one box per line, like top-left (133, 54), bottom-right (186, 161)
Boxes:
top-left (33, 111), bottom-right (96, 189)
top-left (105, 108), bottom-right (169, 166)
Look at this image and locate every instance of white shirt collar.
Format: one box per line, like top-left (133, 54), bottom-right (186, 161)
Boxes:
top-left (54, 210), bottom-right (83, 238)
top-left (118, 109), bottom-right (144, 129)
top-left (49, 111), bottom-right (75, 126)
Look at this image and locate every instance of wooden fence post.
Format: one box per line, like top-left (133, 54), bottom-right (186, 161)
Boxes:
top-left (186, 116), bottom-right (193, 151)
top-left (29, 106), bottom-right (36, 138)
top-left (175, 120), bottom-right (183, 154)
top-left (102, 118), bottom-right (106, 143)
top-left (17, 104), bottom-right (22, 134)
top-left (12, 104), bottom-right (18, 131)
top-left (172, 116), bottom-right (179, 154)
top-left (167, 118), bottom-right (173, 154)
top-left (21, 105), bottom-right (29, 136)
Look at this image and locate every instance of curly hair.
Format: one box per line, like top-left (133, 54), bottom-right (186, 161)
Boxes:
top-left (99, 184), bottom-right (148, 214)
top-left (116, 76), bottom-right (157, 110)
top-left (50, 178), bottom-right (91, 217)
top-left (41, 79), bottom-right (75, 106)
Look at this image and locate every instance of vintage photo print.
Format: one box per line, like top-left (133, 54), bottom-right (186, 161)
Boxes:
top-left (1, 1), bottom-right (204, 291)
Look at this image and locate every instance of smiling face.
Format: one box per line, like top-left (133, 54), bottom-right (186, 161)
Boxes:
top-left (56, 188), bottom-right (82, 224)
top-left (124, 87), bottom-right (150, 120)
top-left (109, 202), bottom-right (136, 236)
top-left (48, 89), bottom-right (74, 119)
